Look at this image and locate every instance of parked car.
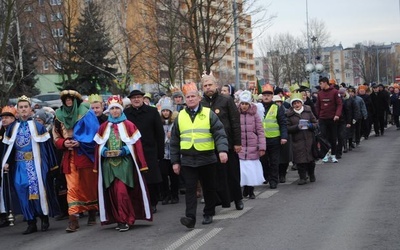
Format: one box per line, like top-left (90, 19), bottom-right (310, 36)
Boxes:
top-left (33, 93), bottom-right (62, 109)
top-left (8, 97), bottom-right (50, 109)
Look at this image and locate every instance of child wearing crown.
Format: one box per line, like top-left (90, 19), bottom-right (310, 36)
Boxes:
top-left (94, 95), bottom-right (152, 232)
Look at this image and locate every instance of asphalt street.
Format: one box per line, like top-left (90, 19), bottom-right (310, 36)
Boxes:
top-left (1, 126), bottom-right (400, 250)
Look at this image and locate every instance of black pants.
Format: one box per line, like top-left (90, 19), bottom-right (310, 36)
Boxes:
top-left (181, 164), bottom-right (217, 220)
top-left (373, 113), bottom-right (385, 135)
top-left (159, 159), bottom-right (179, 198)
top-left (261, 143), bottom-right (280, 185)
top-left (361, 117), bottom-right (371, 138)
top-left (319, 119), bottom-right (338, 155)
top-left (215, 150), bottom-right (242, 206)
top-left (354, 119), bottom-right (362, 143)
top-left (393, 115), bottom-right (400, 128)
top-left (336, 122), bottom-right (346, 156)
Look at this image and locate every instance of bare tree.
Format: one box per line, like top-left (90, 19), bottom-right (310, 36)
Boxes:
top-left (172, 0), bottom-right (268, 80)
top-left (258, 33), bottom-right (306, 87)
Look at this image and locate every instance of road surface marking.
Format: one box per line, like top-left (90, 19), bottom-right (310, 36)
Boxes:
top-left (165, 229), bottom-right (203, 250)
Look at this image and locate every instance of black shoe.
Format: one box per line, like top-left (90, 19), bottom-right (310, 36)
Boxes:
top-left (279, 176), bottom-right (286, 183)
top-left (269, 183), bottom-right (277, 189)
top-left (202, 215), bottom-right (213, 225)
top-left (118, 223), bottom-right (129, 232)
top-left (242, 186), bottom-right (249, 198)
top-left (336, 155), bottom-right (342, 159)
top-left (180, 217), bottom-right (195, 228)
top-left (364, 136), bottom-right (369, 140)
top-left (350, 143), bottom-right (355, 149)
top-left (151, 206), bottom-right (157, 214)
top-left (170, 196), bottom-right (179, 204)
top-left (298, 179), bottom-right (307, 185)
top-left (263, 180), bottom-right (269, 184)
top-left (161, 196), bottom-right (170, 205)
top-left (291, 164), bottom-right (298, 171)
top-left (235, 200), bottom-right (244, 210)
top-left (249, 193), bottom-right (255, 199)
top-left (0, 219), bottom-right (10, 228)
top-left (23, 223), bottom-right (37, 235)
top-left (41, 216), bottom-right (50, 232)
top-left (309, 175), bottom-right (316, 182)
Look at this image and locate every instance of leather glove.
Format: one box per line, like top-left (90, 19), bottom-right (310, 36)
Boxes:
top-left (119, 146), bottom-right (130, 156)
top-left (101, 147), bottom-right (109, 157)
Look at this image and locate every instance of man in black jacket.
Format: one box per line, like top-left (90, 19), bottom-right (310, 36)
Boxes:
top-left (171, 89), bottom-right (228, 228)
top-left (124, 90), bottom-right (164, 214)
top-left (201, 74), bottom-right (243, 210)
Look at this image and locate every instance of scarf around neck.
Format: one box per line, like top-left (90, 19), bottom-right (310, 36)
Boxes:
top-left (294, 106), bottom-right (304, 114)
top-left (55, 99), bottom-right (79, 129)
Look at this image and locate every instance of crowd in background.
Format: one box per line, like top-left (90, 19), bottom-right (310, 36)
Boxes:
top-left (0, 74), bottom-right (397, 234)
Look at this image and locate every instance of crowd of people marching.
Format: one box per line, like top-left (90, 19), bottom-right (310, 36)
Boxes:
top-left (0, 73), bottom-right (396, 235)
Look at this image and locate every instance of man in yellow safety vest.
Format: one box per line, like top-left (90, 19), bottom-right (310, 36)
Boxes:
top-left (260, 84), bottom-right (288, 189)
top-left (171, 88), bottom-right (228, 229)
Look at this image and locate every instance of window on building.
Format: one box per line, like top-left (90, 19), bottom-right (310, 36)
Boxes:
top-left (324, 55), bottom-right (330, 61)
top-left (50, 0), bottom-right (62, 5)
top-left (26, 22), bottom-right (33, 28)
top-left (24, 5), bottom-right (33, 11)
top-left (40, 14), bottom-right (46, 22)
top-left (334, 58), bottom-right (339, 63)
top-left (256, 70), bottom-right (260, 75)
top-left (43, 61), bottom-right (49, 70)
top-left (335, 69), bottom-right (340, 73)
top-left (346, 73), bottom-right (351, 78)
top-left (51, 12), bottom-right (62, 21)
top-left (255, 60), bottom-right (259, 66)
top-left (41, 30), bottom-right (47, 38)
top-left (52, 28), bottom-right (64, 37)
top-left (39, 0), bottom-right (44, 5)
top-left (53, 44), bottom-right (64, 53)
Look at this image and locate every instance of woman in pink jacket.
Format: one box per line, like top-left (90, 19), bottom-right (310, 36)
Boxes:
top-left (238, 91), bottom-right (266, 199)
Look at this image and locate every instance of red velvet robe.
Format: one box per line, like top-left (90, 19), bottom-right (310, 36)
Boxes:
top-left (94, 120), bottom-right (152, 225)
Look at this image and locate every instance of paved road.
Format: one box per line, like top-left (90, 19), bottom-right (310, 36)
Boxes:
top-left (1, 126), bottom-right (400, 250)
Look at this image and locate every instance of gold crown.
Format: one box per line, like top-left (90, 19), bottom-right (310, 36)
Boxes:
top-left (88, 94), bottom-right (103, 103)
top-left (17, 95), bottom-right (31, 105)
top-left (107, 95), bottom-right (122, 105)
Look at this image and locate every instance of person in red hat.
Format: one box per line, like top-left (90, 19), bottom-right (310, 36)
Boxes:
top-left (94, 95), bottom-right (151, 232)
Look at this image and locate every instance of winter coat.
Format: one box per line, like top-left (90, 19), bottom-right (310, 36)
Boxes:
top-left (370, 91), bottom-right (389, 116)
top-left (124, 104), bottom-right (164, 184)
top-left (286, 105), bottom-right (318, 164)
top-left (238, 103), bottom-right (266, 160)
top-left (202, 92), bottom-right (241, 149)
top-left (390, 93), bottom-right (400, 116)
top-left (354, 96), bottom-right (368, 120)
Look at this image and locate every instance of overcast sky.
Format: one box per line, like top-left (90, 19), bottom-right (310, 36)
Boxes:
top-left (253, 0), bottom-right (400, 55)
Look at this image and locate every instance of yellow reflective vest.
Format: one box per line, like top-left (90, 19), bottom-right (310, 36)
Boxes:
top-left (178, 107), bottom-right (215, 151)
top-left (263, 104), bottom-right (280, 138)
